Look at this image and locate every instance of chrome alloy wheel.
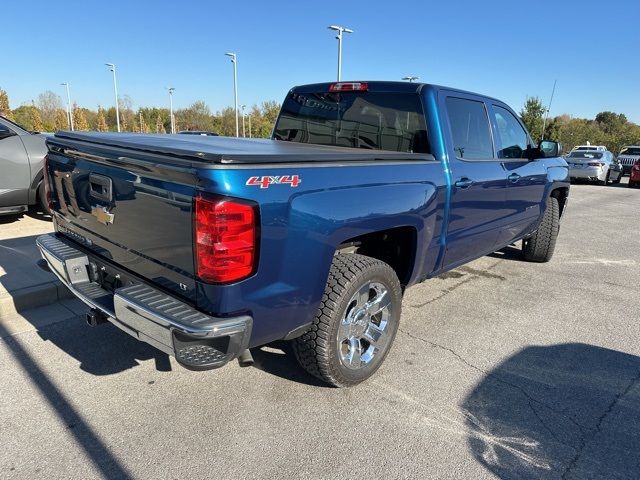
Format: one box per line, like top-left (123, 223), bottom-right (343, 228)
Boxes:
top-left (337, 281), bottom-right (393, 370)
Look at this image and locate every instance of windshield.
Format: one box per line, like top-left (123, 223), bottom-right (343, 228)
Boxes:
top-left (273, 91), bottom-right (430, 154)
top-left (569, 151), bottom-right (603, 159)
top-left (620, 147), bottom-right (640, 156)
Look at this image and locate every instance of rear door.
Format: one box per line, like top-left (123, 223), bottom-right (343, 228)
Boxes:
top-left (488, 104), bottom-right (548, 243)
top-left (440, 93), bottom-right (508, 268)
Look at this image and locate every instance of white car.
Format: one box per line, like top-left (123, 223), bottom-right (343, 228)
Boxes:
top-left (617, 145), bottom-right (640, 175)
top-left (566, 149), bottom-right (617, 185)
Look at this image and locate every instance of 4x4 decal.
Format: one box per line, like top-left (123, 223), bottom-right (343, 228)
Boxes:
top-left (246, 175), bottom-right (301, 189)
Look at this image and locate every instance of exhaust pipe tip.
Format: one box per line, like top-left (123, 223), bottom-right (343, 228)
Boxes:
top-left (86, 308), bottom-right (108, 327)
top-left (237, 349), bottom-right (254, 367)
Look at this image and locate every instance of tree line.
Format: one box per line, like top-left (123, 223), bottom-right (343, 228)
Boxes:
top-left (2, 87), bottom-right (639, 153)
top-left (0, 88), bottom-right (280, 138)
top-left (520, 97), bottom-right (640, 154)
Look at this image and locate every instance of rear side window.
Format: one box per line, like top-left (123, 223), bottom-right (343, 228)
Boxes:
top-left (273, 92), bottom-right (430, 154)
top-left (492, 106), bottom-right (529, 159)
top-left (445, 97), bottom-right (493, 160)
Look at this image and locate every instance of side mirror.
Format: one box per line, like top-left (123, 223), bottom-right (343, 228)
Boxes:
top-left (538, 140), bottom-right (562, 158)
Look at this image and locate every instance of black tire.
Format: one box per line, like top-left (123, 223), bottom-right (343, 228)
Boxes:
top-left (37, 182), bottom-right (52, 216)
top-left (523, 196), bottom-right (559, 263)
top-left (612, 173), bottom-right (621, 184)
top-left (629, 181), bottom-right (637, 188)
top-left (293, 254), bottom-right (402, 387)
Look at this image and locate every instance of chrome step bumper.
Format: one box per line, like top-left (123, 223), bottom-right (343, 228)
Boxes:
top-left (36, 233), bottom-right (252, 370)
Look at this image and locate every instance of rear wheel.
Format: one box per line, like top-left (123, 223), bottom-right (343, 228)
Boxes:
top-left (630, 181), bottom-right (637, 188)
top-left (37, 182), bottom-right (52, 216)
top-left (293, 254), bottom-right (402, 387)
top-left (523, 196), bottom-right (559, 263)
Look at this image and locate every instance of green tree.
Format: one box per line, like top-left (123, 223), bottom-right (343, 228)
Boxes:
top-left (519, 97), bottom-right (547, 143)
top-left (175, 101), bottom-right (213, 131)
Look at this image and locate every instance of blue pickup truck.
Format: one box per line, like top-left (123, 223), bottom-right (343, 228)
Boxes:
top-left (37, 81), bottom-right (569, 387)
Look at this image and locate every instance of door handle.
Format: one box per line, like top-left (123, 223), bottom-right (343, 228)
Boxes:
top-left (454, 178), bottom-right (474, 189)
top-left (508, 173), bottom-right (521, 183)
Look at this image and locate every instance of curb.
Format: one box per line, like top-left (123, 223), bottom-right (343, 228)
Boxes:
top-left (0, 281), bottom-right (74, 319)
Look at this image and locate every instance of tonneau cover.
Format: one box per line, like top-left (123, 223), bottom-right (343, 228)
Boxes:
top-left (49, 131), bottom-right (432, 164)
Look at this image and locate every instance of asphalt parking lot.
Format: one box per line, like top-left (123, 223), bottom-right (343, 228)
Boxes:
top-left (1, 179), bottom-right (639, 479)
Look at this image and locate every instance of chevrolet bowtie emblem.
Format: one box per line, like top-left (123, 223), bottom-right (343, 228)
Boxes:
top-left (91, 206), bottom-right (115, 225)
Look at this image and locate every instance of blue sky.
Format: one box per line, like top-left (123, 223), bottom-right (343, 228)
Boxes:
top-left (3, 0), bottom-right (638, 122)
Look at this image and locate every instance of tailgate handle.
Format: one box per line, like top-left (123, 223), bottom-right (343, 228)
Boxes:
top-left (89, 174), bottom-right (113, 202)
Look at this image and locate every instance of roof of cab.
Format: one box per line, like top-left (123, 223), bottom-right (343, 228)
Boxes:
top-left (288, 81), bottom-right (504, 103)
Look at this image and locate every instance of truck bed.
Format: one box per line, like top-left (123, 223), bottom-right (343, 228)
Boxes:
top-left (51, 132), bottom-right (431, 165)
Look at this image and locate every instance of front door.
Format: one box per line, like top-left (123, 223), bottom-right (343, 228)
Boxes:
top-left (488, 104), bottom-right (548, 244)
top-left (440, 94), bottom-right (508, 269)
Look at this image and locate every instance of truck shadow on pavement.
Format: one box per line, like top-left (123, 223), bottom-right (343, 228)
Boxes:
top-left (251, 341), bottom-right (329, 387)
top-left (0, 320), bottom-right (134, 478)
top-left (462, 343), bottom-right (640, 479)
top-left (35, 316), bottom-right (172, 375)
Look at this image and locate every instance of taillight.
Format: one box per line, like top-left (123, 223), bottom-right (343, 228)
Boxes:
top-left (329, 82), bottom-right (368, 92)
top-left (43, 155), bottom-right (53, 210)
top-left (194, 194), bottom-right (257, 283)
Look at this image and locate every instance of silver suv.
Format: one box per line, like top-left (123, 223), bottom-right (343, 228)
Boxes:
top-left (0, 116), bottom-right (50, 216)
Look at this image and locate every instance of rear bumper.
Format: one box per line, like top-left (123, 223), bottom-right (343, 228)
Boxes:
top-left (36, 233), bottom-right (252, 370)
top-left (569, 166), bottom-right (602, 180)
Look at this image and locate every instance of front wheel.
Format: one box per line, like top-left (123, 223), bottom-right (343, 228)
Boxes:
top-left (522, 196), bottom-right (560, 263)
top-left (293, 254), bottom-right (402, 387)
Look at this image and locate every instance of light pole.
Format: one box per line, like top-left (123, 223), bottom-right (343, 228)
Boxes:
top-left (168, 87), bottom-right (175, 134)
top-left (328, 25), bottom-right (353, 81)
top-left (105, 63), bottom-right (120, 132)
top-left (248, 113), bottom-right (252, 138)
top-left (402, 76), bottom-right (419, 83)
top-left (241, 104), bottom-right (246, 137)
top-left (225, 52), bottom-right (239, 137)
top-left (60, 82), bottom-right (74, 130)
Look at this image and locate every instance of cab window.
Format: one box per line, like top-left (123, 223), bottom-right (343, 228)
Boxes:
top-left (445, 97), bottom-right (494, 160)
top-left (492, 106), bottom-right (529, 159)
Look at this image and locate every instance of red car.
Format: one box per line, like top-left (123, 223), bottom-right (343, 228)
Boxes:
top-left (630, 159), bottom-right (640, 188)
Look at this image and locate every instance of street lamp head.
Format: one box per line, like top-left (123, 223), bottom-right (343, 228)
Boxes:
top-left (105, 63), bottom-right (115, 72)
top-left (402, 76), bottom-right (419, 82)
top-left (60, 82), bottom-right (67, 86)
top-left (225, 52), bottom-right (236, 62)
top-left (328, 25), bottom-right (353, 33)
top-left (168, 87), bottom-right (175, 94)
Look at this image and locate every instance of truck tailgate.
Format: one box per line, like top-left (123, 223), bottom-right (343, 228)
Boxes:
top-left (45, 141), bottom-right (198, 302)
